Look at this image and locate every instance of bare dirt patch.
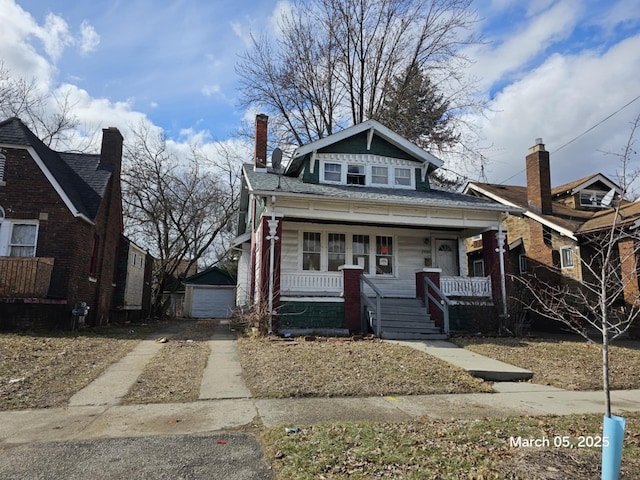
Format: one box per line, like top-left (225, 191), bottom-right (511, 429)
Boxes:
top-left (122, 320), bottom-right (218, 404)
top-left (452, 335), bottom-right (640, 390)
top-left (0, 322), bottom-right (170, 410)
top-left (237, 336), bottom-right (492, 398)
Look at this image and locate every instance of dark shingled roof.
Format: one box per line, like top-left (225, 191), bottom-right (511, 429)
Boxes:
top-left (0, 117), bottom-right (112, 220)
top-left (243, 164), bottom-right (517, 213)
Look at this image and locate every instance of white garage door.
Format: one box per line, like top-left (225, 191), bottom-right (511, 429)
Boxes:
top-left (190, 286), bottom-right (235, 318)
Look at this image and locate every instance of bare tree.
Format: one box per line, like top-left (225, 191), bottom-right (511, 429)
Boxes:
top-left (516, 114), bottom-right (640, 418)
top-left (122, 121), bottom-right (241, 317)
top-left (0, 62), bottom-right (80, 149)
top-left (236, 0), bottom-right (480, 150)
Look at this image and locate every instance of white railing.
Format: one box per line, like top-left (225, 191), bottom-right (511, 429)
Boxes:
top-left (440, 276), bottom-right (492, 298)
top-left (281, 272), bottom-right (343, 295)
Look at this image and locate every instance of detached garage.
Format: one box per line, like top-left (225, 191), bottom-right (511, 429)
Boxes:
top-left (183, 267), bottom-right (236, 318)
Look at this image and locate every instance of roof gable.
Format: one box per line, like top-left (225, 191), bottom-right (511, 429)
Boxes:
top-left (184, 266), bottom-right (236, 285)
top-left (552, 173), bottom-right (620, 198)
top-left (0, 117), bottom-right (112, 222)
top-left (285, 119), bottom-right (443, 175)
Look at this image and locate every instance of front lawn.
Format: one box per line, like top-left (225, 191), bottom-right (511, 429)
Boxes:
top-left (452, 335), bottom-right (640, 390)
top-left (237, 336), bottom-right (492, 398)
top-left (262, 412), bottom-right (640, 479)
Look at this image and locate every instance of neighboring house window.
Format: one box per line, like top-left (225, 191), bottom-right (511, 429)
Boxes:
top-left (561, 247), bottom-right (574, 268)
top-left (352, 234), bottom-right (370, 273)
top-left (302, 232), bottom-right (321, 270)
top-left (519, 254), bottom-right (527, 274)
top-left (542, 225), bottom-right (552, 246)
top-left (472, 259), bottom-right (485, 277)
top-left (328, 233), bottom-right (346, 271)
top-left (375, 236), bottom-right (393, 275)
top-left (347, 165), bottom-right (365, 185)
top-left (323, 163), bottom-right (342, 182)
top-left (580, 191), bottom-right (606, 208)
top-left (9, 223), bottom-right (37, 257)
top-left (394, 167), bottom-right (411, 186)
top-left (371, 166), bottom-right (388, 185)
top-left (89, 234), bottom-right (100, 276)
top-left (0, 153), bottom-right (5, 183)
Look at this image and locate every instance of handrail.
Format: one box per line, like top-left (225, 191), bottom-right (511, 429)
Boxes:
top-left (360, 274), bottom-right (384, 336)
top-left (423, 276), bottom-right (450, 335)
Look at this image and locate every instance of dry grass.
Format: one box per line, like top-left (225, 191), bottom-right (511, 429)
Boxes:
top-left (452, 335), bottom-right (640, 390)
top-left (0, 323), bottom-right (167, 410)
top-left (122, 320), bottom-right (218, 404)
top-left (262, 412), bottom-right (640, 479)
top-left (237, 336), bottom-right (492, 398)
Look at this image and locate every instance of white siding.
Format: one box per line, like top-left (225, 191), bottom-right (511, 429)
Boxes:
top-left (235, 243), bottom-right (251, 306)
top-left (124, 243), bottom-right (146, 310)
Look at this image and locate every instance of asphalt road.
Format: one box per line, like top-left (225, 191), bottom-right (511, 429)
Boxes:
top-left (0, 433), bottom-right (273, 480)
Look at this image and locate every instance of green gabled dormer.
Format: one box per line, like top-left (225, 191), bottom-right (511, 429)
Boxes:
top-left (285, 119), bottom-right (442, 192)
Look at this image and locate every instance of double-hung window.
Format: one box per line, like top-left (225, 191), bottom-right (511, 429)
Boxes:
top-left (375, 236), bottom-right (393, 275)
top-left (347, 165), bottom-right (365, 185)
top-left (302, 232), bottom-right (321, 270)
top-left (328, 233), bottom-right (346, 271)
top-left (352, 234), bottom-right (370, 273)
top-left (560, 247), bottom-right (574, 268)
top-left (371, 166), bottom-right (388, 185)
top-left (9, 223), bottom-right (38, 257)
top-left (323, 163), bottom-right (341, 183)
top-left (394, 167), bottom-right (412, 186)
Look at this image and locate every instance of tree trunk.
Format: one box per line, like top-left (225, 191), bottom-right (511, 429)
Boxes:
top-left (602, 324), bottom-right (611, 418)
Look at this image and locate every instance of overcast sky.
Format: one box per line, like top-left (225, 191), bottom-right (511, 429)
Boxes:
top-left (2, 0), bottom-right (640, 189)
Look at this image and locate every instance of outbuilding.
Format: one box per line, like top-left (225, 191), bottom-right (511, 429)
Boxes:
top-left (183, 266), bottom-right (236, 318)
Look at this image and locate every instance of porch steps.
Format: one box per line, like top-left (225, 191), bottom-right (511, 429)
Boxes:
top-left (371, 298), bottom-right (447, 340)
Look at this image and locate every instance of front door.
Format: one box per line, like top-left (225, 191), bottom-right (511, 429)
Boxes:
top-left (435, 239), bottom-right (458, 276)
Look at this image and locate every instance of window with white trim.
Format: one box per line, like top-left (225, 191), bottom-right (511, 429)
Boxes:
top-left (371, 166), bottom-right (388, 185)
top-left (323, 163), bottom-right (342, 183)
top-left (352, 234), bottom-right (370, 273)
top-left (347, 165), bottom-right (365, 185)
top-left (394, 167), bottom-right (411, 186)
top-left (560, 247), bottom-right (574, 268)
top-left (0, 153), bottom-right (5, 183)
top-left (375, 235), bottom-right (393, 275)
top-left (302, 232), bottom-right (321, 270)
top-left (9, 223), bottom-right (38, 257)
top-left (328, 233), bottom-right (346, 271)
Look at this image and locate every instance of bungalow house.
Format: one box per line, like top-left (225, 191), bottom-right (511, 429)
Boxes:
top-left (465, 138), bottom-right (640, 336)
top-left (234, 115), bottom-right (521, 338)
top-left (0, 117), bottom-right (143, 329)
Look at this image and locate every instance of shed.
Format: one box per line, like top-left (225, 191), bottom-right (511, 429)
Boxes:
top-left (183, 266), bottom-right (236, 318)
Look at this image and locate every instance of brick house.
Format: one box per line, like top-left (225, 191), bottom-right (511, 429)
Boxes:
top-left (465, 138), bottom-right (640, 335)
top-left (0, 117), bottom-right (146, 328)
top-left (234, 115), bottom-right (520, 338)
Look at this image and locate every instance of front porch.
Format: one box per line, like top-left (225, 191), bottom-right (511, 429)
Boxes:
top-left (279, 270), bottom-right (495, 339)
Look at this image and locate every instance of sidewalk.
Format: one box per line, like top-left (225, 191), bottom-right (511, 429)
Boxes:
top-left (2, 327), bottom-right (640, 445)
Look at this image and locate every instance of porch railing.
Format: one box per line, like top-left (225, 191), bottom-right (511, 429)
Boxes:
top-left (281, 272), bottom-right (343, 295)
top-left (423, 276), bottom-right (450, 335)
top-left (440, 275), bottom-right (492, 298)
top-left (0, 257), bottom-right (54, 298)
top-left (360, 274), bottom-right (383, 337)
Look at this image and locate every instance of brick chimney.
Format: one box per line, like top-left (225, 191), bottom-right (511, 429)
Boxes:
top-left (99, 127), bottom-right (124, 177)
top-left (254, 114), bottom-right (268, 170)
top-left (525, 138), bottom-right (552, 214)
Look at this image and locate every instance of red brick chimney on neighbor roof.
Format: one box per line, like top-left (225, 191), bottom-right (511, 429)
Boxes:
top-left (525, 138), bottom-right (552, 214)
top-left (100, 127), bottom-right (124, 176)
top-left (254, 114), bottom-right (268, 170)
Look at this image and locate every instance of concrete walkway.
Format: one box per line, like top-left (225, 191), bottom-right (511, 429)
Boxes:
top-left (2, 328), bottom-right (640, 446)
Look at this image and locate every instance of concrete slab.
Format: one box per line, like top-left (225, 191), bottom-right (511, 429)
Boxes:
top-left (77, 400), bottom-right (258, 440)
top-left (391, 339), bottom-right (534, 381)
top-left (255, 396), bottom-right (412, 428)
top-left (199, 324), bottom-right (251, 400)
top-left (491, 382), bottom-right (566, 393)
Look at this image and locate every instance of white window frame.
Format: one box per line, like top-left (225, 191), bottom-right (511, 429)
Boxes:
top-left (319, 159), bottom-right (415, 189)
top-left (371, 166), bottom-right (388, 185)
top-left (0, 153), bottom-right (6, 185)
top-left (6, 221), bottom-right (39, 257)
top-left (322, 162), bottom-right (342, 183)
top-left (579, 190), bottom-right (606, 208)
top-left (560, 246), bottom-right (574, 268)
top-left (346, 164), bottom-right (366, 185)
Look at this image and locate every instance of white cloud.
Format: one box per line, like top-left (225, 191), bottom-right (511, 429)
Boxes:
top-left (79, 21), bottom-right (100, 55)
top-left (202, 84), bottom-right (222, 97)
top-left (40, 13), bottom-right (73, 61)
top-left (470, 33), bottom-right (640, 186)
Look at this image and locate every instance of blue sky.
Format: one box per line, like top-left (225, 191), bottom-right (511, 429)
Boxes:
top-left (2, 0), bottom-right (640, 188)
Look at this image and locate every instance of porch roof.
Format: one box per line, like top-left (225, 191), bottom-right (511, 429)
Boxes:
top-left (243, 165), bottom-right (520, 214)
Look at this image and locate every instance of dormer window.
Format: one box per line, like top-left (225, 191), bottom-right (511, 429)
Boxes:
top-left (372, 166), bottom-right (388, 185)
top-left (323, 163), bottom-right (341, 183)
top-left (579, 190), bottom-right (608, 208)
top-left (395, 168), bottom-right (411, 186)
top-left (347, 165), bottom-right (365, 185)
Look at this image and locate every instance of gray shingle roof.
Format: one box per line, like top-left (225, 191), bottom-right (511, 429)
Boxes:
top-left (244, 165), bottom-right (515, 212)
top-left (0, 117), bottom-right (111, 220)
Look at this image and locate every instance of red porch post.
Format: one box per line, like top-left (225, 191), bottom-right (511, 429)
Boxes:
top-left (482, 228), bottom-right (509, 314)
top-left (257, 215), bottom-right (282, 332)
top-left (416, 268), bottom-right (442, 327)
top-left (341, 265), bottom-right (364, 334)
